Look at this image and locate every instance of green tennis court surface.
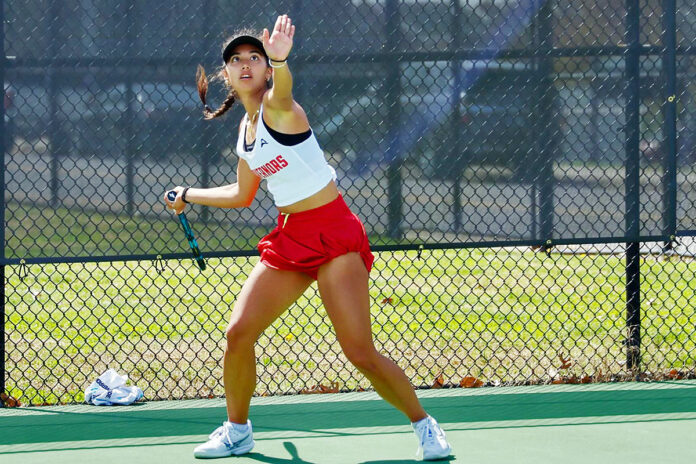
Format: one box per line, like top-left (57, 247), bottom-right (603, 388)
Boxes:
top-left (2, 381), bottom-right (695, 463)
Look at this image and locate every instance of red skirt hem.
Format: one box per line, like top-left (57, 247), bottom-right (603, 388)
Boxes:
top-left (257, 194), bottom-right (374, 280)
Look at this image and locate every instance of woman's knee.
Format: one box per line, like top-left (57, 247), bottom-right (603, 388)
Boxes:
top-left (344, 345), bottom-right (381, 373)
top-left (225, 320), bottom-right (257, 353)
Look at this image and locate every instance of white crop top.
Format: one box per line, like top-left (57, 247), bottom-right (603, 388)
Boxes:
top-left (235, 104), bottom-right (337, 207)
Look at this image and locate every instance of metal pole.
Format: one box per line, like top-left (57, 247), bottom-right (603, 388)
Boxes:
top-left (124, 0), bottom-right (135, 217)
top-left (538, 0), bottom-right (555, 242)
top-left (0, 0), bottom-right (6, 397)
top-left (531, 3), bottom-right (542, 240)
top-left (451, 0), bottom-right (463, 233)
top-left (385, 0), bottom-right (402, 239)
top-left (624, 0), bottom-right (641, 372)
top-left (48, 0), bottom-right (61, 208)
top-left (662, 0), bottom-right (677, 250)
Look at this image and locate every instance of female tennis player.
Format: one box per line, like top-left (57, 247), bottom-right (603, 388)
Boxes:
top-left (164, 15), bottom-right (452, 461)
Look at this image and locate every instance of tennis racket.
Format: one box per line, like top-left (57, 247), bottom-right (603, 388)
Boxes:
top-left (167, 190), bottom-right (206, 271)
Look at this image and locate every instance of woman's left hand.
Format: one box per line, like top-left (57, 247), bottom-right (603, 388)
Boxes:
top-left (262, 14), bottom-right (295, 62)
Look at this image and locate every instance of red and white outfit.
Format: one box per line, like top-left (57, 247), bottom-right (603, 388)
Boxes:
top-left (236, 105), bottom-right (374, 279)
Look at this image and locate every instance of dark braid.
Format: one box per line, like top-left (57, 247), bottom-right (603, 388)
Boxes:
top-left (205, 88), bottom-right (237, 120)
top-left (196, 64), bottom-right (237, 120)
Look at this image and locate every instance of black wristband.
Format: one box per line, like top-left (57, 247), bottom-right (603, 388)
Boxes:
top-left (181, 187), bottom-right (190, 204)
top-left (269, 57), bottom-right (287, 63)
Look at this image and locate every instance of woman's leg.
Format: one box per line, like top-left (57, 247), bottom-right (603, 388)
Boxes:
top-left (316, 253), bottom-right (427, 422)
top-left (224, 261), bottom-right (313, 423)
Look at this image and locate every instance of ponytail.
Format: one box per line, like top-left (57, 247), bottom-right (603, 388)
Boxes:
top-left (196, 64), bottom-right (237, 120)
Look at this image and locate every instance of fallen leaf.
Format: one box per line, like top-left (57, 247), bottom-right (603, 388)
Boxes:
top-left (381, 297), bottom-right (394, 305)
top-left (300, 381), bottom-right (339, 394)
top-left (668, 369), bottom-right (682, 380)
top-left (460, 376), bottom-right (483, 388)
top-left (559, 353), bottom-right (572, 370)
top-left (431, 374), bottom-right (444, 389)
top-left (0, 393), bottom-right (21, 408)
top-left (580, 375), bottom-right (592, 384)
top-left (323, 382), bottom-right (340, 393)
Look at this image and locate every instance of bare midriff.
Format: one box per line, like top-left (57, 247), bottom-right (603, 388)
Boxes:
top-left (276, 180), bottom-right (339, 214)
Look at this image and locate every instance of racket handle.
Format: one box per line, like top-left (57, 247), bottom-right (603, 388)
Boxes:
top-left (167, 190), bottom-right (177, 202)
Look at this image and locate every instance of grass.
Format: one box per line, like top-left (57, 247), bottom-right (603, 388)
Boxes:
top-left (5, 201), bottom-right (267, 259)
top-left (4, 200), bottom-right (407, 260)
top-left (4, 244), bottom-right (696, 405)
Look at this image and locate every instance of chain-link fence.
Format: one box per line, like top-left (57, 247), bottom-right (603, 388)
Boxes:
top-left (2, 0), bottom-right (695, 405)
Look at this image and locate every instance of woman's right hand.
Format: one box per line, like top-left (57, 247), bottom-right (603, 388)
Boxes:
top-left (262, 14), bottom-right (294, 61)
top-left (163, 186), bottom-right (186, 215)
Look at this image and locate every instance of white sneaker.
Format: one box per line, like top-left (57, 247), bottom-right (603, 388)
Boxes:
top-left (193, 420), bottom-right (255, 459)
top-left (412, 415), bottom-right (452, 461)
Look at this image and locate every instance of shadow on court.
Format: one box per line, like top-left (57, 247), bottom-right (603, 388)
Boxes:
top-left (359, 461), bottom-right (454, 464)
top-left (244, 441), bottom-right (457, 464)
top-left (244, 442), bottom-right (315, 464)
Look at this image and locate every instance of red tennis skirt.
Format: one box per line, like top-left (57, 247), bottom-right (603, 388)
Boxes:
top-left (257, 194), bottom-right (374, 280)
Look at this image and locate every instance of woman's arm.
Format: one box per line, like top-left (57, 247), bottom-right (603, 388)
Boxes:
top-left (261, 15), bottom-right (310, 132)
top-left (164, 158), bottom-right (261, 212)
top-left (262, 15), bottom-right (295, 110)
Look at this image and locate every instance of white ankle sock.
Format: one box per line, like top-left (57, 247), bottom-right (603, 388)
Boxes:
top-left (226, 420), bottom-right (249, 432)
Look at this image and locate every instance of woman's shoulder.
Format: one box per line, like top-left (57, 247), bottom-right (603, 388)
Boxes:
top-left (261, 98), bottom-right (308, 132)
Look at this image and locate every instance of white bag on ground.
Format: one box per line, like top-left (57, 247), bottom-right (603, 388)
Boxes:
top-left (85, 369), bottom-right (144, 406)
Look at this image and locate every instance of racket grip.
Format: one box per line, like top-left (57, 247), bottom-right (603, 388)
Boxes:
top-left (167, 189), bottom-right (206, 271)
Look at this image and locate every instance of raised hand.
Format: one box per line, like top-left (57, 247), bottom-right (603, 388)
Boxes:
top-left (262, 14), bottom-right (295, 62)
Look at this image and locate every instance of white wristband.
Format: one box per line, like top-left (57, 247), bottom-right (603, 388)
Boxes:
top-left (269, 60), bottom-right (287, 69)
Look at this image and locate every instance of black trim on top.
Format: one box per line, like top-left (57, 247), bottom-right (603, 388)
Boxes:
top-left (242, 117), bottom-right (311, 151)
top-left (243, 124), bottom-right (255, 152)
top-left (262, 117), bottom-right (311, 146)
